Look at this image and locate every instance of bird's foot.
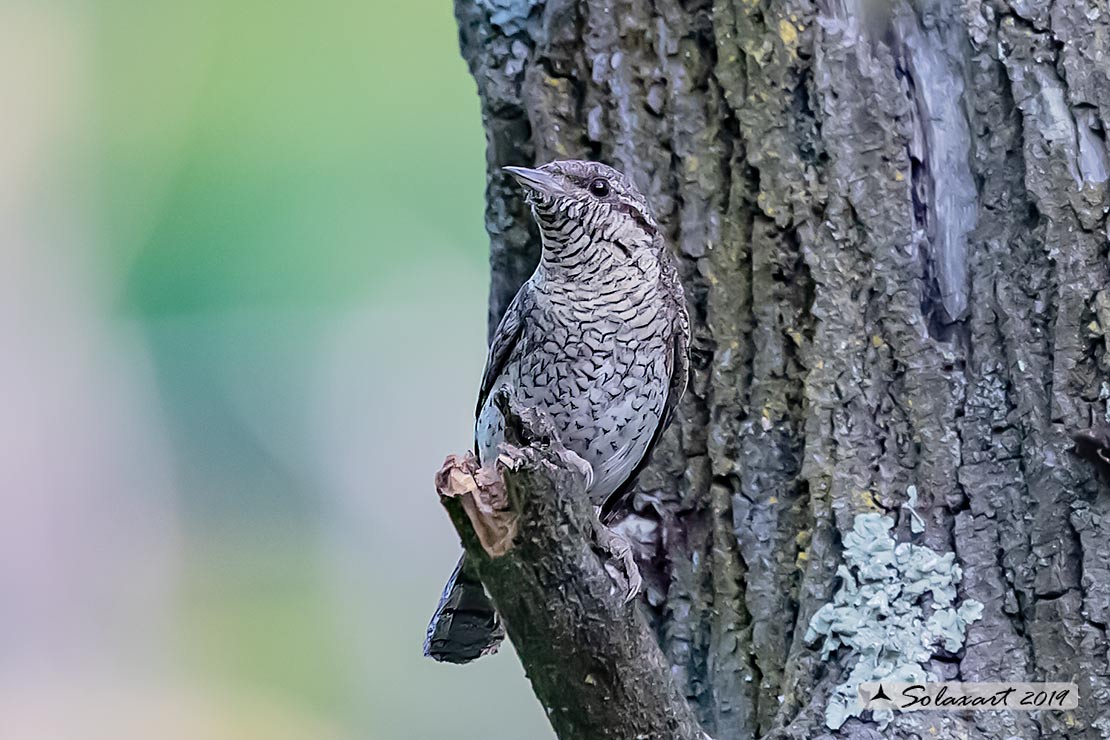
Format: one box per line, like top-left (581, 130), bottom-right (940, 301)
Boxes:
top-left (591, 507), bottom-right (642, 603)
top-left (556, 447), bottom-right (595, 491)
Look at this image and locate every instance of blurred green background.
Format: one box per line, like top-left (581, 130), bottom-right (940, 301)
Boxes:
top-left (0, 1), bottom-right (551, 737)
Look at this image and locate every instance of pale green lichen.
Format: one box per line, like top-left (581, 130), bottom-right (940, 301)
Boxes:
top-left (477, 0), bottom-right (540, 35)
top-left (804, 513), bottom-right (984, 730)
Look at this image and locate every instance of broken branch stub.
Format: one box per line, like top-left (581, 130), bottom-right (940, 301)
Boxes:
top-left (435, 452), bottom-right (516, 557)
top-left (435, 396), bottom-right (707, 740)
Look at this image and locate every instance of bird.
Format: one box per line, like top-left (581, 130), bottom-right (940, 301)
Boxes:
top-left (424, 159), bottom-right (690, 664)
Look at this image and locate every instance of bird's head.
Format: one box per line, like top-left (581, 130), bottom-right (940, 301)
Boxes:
top-left (504, 160), bottom-right (659, 261)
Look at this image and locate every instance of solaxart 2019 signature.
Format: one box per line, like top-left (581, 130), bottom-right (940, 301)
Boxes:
top-left (860, 682), bottom-right (1079, 712)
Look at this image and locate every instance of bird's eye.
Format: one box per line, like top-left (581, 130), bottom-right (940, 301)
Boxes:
top-left (588, 178), bottom-right (611, 197)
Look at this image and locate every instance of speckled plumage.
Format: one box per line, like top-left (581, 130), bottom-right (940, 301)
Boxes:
top-left (426, 160), bottom-right (689, 663)
top-left (477, 160), bottom-right (689, 512)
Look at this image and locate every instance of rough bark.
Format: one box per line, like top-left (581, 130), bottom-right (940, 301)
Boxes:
top-left (454, 0), bottom-right (1110, 738)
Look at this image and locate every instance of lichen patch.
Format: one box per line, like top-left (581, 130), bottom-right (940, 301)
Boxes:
top-left (804, 513), bottom-right (984, 730)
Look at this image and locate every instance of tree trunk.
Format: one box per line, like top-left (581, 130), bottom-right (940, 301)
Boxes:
top-left (453, 0), bottom-right (1110, 738)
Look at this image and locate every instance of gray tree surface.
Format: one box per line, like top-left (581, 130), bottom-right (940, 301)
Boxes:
top-left (448, 0), bottom-right (1110, 737)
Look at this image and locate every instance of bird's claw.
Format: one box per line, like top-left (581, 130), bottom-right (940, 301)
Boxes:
top-left (591, 508), bottom-right (642, 603)
top-left (557, 448), bottom-right (595, 491)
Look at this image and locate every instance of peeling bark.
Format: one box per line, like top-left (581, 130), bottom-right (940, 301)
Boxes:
top-left (454, 0), bottom-right (1110, 737)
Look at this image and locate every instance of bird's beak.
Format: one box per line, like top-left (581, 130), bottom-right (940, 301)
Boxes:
top-left (503, 166), bottom-right (565, 197)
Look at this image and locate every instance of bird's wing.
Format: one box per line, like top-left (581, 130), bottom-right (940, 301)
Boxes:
top-left (474, 282), bottom-right (530, 421)
top-left (600, 264), bottom-right (690, 521)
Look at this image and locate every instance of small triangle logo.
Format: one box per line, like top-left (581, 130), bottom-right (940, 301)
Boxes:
top-left (873, 684), bottom-right (890, 701)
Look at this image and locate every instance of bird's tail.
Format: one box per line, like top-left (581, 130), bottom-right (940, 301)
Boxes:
top-left (424, 554), bottom-right (504, 663)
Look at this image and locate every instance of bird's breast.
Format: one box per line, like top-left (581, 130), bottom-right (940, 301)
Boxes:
top-left (475, 304), bottom-right (671, 503)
